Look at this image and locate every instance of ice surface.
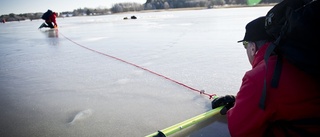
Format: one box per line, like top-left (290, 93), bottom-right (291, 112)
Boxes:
top-left (0, 6), bottom-right (272, 137)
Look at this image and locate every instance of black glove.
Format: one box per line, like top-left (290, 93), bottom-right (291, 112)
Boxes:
top-left (211, 95), bottom-right (235, 115)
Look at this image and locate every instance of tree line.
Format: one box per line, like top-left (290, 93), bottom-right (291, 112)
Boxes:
top-left (1, 0), bottom-right (281, 22)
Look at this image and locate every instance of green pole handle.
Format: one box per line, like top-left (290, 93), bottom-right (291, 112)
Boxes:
top-left (145, 106), bottom-right (223, 137)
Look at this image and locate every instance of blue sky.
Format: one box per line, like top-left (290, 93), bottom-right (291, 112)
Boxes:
top-left (0, 0), bottom-right (147, 15)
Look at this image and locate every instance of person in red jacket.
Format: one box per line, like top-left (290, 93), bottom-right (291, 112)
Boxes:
top-left (39, 9), bottom-right (58, 29)
top-left (211, 16), bottom-right (320, 137)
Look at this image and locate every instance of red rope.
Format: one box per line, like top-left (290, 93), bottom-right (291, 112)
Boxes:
top-left (60, 32), bottom-right (216, 99)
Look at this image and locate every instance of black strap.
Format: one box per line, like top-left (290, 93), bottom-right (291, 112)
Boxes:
top-left (259, 42), bottom-right (277, 110)
top-left (271, 55), bottom-right (282, 88)
top-left (259, 16), bottom-right (287, 109)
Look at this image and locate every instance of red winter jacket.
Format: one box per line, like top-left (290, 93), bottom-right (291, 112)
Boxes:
top-left (227, 42), bottom-right (320, 137)
top-left (46, 12), bottom-right (57, 26)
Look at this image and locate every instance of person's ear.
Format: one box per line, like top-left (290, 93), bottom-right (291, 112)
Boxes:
top-left (248, 42), bottom-right (257, 56)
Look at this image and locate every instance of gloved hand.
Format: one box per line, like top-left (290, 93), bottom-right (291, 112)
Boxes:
top-left (211, 95), bottom-right (235, 115)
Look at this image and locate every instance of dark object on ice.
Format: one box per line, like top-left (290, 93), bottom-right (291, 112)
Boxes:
top-left (39, 9), bottom-right (58, 29)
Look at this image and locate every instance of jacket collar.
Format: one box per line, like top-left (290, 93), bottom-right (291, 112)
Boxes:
top-left (252, 42), bottom-right (271, 68)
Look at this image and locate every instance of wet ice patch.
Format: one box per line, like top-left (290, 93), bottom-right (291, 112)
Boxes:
top-left (132, 70), bottom-right (144, 75)
top-left (178, 23), bottom-right (193, 26)
top-left (116, 78), bottom-right (130, 84)
top-left (151, 55), bottom-right (160, 59)
top-left (141, 62), bottom-right (153, 66)
top-left (68, 109), bottom-right (93, 125)
top-left (82, 37), bottom-right (109, 42)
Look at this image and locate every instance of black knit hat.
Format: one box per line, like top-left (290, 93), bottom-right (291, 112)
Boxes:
top-left (238, 16), bottom-right (271, 42)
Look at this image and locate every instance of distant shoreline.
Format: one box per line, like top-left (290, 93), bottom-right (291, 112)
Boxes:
top-left (1, 3), bottom-right (277, 22)
top-left (114, 3), bottom-right (277, 14)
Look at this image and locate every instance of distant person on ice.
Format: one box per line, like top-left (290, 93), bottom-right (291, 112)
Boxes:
top-left (39, 9), bottom-right (58, 29)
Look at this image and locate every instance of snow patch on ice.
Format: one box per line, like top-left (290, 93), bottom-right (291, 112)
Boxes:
top-left (68, 109), bottom-right (93, 125)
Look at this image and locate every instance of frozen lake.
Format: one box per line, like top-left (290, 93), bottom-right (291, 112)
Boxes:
top-left (0, 6), bottom-right (272, 137)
